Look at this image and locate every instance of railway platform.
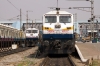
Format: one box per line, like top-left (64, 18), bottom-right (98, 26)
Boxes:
top-left (75, 42), bottom-right (100, 62)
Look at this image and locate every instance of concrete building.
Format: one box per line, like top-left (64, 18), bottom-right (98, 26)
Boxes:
top-left (74, 20), bottom-right (100, 38)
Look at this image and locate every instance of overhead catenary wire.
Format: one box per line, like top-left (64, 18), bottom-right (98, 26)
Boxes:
top-left (7, 0), bottom-right (19, 11)
top-left (57, 0), bottom-right (58, 8)
top-left (7, 15), bottom-right (20, 20)
top-left (0, 16), bottom-right (18, 23)
top-left (6, 0), bottom-right (32, 20)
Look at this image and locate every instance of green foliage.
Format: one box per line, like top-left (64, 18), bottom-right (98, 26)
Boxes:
top-left (17, 59), bottom-right (34, 66)
top-left (89, 60), bottom-right (100, 66)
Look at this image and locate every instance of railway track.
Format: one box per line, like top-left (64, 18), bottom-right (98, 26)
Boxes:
top-left (0, 47), bottom-right (32, 57)
top-left (39, 54), bottom-right (76, 66)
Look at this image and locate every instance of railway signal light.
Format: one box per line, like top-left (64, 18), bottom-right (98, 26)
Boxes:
top-left (91, 18), bottom-right (94, 21)
top-left (80, 25), bottom-right (82, 28)
top-left (56, 8), bottom-right (60, 11)
top-left (88, 20), bottom-right (91, 22)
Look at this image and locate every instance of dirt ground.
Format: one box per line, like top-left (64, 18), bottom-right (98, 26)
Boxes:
top-left (0, 47), bottom-right (42, 66)
top-left (0, 46), bottom-right (92, 66)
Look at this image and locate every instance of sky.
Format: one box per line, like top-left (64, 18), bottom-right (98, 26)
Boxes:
top-left (0, 0), bottom-right (100, 22)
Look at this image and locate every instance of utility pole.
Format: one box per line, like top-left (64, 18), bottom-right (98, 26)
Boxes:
top-left (74, 13), bottom-right (77, 32)
top-left (86, 25), bottom-right (87, 36)
top-left (26, 11), bottom-right (28, 29)
top-left (57, 0), bottom-right (58, 8)
top-left (26, 10), bottom-right (33, 29)
top-left (35, 19), bottom-right (36, 28)
top-left (91, 0), bottom-right (94, 39)
top-left (96, 19), bottom-right (98, 39)
top-left (32, 20), bottom-right (33, 28)
top-left (75, 13), bottom-right (77, 23)
top-left (86, 0), bottom-right (94, 40)
top-left (20, 9), bottom-right (22, 31)
top-left (20, 9), bottom-right (22, 45)
top-left (66, 0), bottom-right (94, 41)
top-left (94, 15), bottom-right (100, 39)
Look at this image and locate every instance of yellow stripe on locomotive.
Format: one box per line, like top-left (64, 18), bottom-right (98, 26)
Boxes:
top-left (43, 26), bottom-right (73, 31)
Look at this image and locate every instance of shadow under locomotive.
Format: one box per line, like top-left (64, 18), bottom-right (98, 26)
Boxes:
top-left (25, 38), bottom-right (38, 47)
top-left (38, 34), bottom-right (75, 55)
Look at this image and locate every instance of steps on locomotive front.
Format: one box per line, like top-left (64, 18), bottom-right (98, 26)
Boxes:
top-left (75, 42), bottom-right (100, 62)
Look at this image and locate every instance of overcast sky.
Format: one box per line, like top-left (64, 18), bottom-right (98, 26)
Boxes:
top-left (0, 0), bottom-right (100, 21)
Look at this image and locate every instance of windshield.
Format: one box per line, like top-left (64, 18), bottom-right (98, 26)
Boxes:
top-left (59, 16), bottom-right (71, 23)
top-left (26, 30), bottom-right (31, 33)
top-left (45, 16), bottom-right (57, 23)
top-left (32, 30), bottom-right (38, 33)
top-left (26, 30), bottom-right (38, 33)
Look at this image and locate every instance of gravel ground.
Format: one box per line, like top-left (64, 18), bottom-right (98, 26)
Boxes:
top-left (0, 46), bottom-right (45, 66)
top-left (71, 55), bottom-right (87, 66)
top-left (0, 46), bottom-right (87, 66)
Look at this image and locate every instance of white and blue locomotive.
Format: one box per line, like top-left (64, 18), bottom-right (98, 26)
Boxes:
top-left (39, 8), bottom-right (75, 54)
top-left (25, 28), bottom-right (39, 47)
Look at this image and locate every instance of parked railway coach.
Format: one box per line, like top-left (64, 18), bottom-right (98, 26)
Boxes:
top-left (38, 8), bottom-right (75, 54)
top-left (0, 24), bottom-right (26, 49)
top-left (25, 28), bottom-right (39, 47)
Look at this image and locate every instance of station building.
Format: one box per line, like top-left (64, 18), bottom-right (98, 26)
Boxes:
top-left (74, 20), bottom-right (100, 38)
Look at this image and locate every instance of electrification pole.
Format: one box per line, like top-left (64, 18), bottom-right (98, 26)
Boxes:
top-left (96, 19), bottom-right (98, 39)
top-left (86, 25), bottom-right (87, 36)
top-left (35, 19), bottom-right (36, 28)
top-left (26, 11), bottom-right (28, 29)
top-left (26, 10), bottom-right (33, 29)
top-left (57, 0), bottom-right (58, 8)
top-left (66, 0), bottom-right (94, 41)
top-left (91, 0), bottom-right (94, 39)
top-left (94, 15), bottom-right (100, 39)
top-left (75, 13), bottom-right (77, 23)
top-left (20, 9), bottom-right (22, 46)
top-left (20, 9), bottom-right (22, 31)
top-left (74, 13), bottom-right (77, 32)
top-left (32, 20), bottom-right (33, 28)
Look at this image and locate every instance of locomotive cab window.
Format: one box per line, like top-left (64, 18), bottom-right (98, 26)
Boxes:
top-left (45, 16), bottom-right (57, 23)
top-left (59, 16), bottom-right (71, 23)
top-left (26, 30), bottom-right (38, 33)
top-left (26, 30), bottom-right (31, 33)
top-left (32, 30), bottom-right (38, 33)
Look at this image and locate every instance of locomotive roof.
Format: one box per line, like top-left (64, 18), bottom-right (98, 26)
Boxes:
top-left (45, 10), bottom-right (72, 15)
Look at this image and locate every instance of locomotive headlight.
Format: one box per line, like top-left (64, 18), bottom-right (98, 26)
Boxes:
top-left (44, 27), bottom-right (53, 30)
top-left (45, 27), bottom-right (49, 29)
top-left (67, 27), bottom-right (71, 29)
